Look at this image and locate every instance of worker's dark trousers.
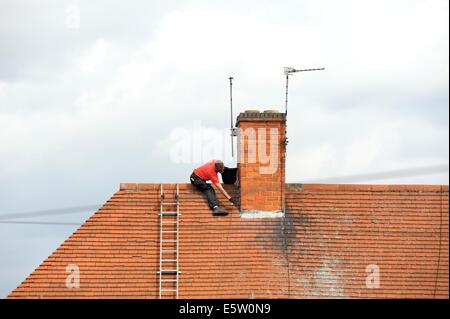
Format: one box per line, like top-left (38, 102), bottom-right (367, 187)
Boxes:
top-left (190, 173), bottom-right (218, 210)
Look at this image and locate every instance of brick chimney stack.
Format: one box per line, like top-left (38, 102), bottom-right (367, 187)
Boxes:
top-left (236, 110), bottom-right (287, 217)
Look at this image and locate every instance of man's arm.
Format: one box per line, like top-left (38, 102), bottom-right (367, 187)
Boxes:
top-left (213, 182), bottom-right (231, 200)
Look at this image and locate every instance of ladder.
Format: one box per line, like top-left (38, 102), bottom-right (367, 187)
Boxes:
top-left (158, 184), bottom-right (181, 299)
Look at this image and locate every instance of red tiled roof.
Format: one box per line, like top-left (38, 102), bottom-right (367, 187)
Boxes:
top-left (8, 183), bottom-right (449, 299)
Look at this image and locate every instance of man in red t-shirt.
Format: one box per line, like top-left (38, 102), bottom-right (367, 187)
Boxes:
top-left (190, 160), bottom-right (238, 215)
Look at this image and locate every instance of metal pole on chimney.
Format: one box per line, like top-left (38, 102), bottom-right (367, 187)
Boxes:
top-left (285, 72), bottom-right (289, 115)
top-left (284, 67), bottom-right (325, 115)
top-left (229, 76), bottom-right (235, 157)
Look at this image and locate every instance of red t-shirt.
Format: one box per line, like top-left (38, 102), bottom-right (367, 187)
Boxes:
top-left (193, 160), bottom-right (220, 184)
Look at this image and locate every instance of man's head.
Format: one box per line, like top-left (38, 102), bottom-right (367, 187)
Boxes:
top-left (215, 160), bottom-right (225, 173)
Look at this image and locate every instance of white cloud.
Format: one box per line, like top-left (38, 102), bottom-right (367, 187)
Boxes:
top-left (286, 102), bottom-right (448, 183)
top-left (78, 39), bottom-right (108, 73)
top-left (1, 0), bottom-right (448, 183)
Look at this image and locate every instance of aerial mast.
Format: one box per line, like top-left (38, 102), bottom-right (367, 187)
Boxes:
top-left (284, 67), bottom-right (325, 115)
top-left (229, 76), bottom-right (237, 157)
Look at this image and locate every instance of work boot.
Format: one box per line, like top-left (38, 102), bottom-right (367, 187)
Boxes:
top-left (213, 206), bottom-right (228, 216)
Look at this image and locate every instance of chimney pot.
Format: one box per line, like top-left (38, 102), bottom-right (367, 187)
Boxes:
top-left (263, 109), bottom-right (279, 113)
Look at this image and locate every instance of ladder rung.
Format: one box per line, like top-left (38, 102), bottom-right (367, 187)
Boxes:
top-left (162, 221), bottom-right (178, 224)
top-left (161, 202), bottom-right (178, 205)
top-left (160, 270), bottom-right (179, 274)
top-left (159, 212), bottom-right (179, 216)
top-left (162, 240), bottom-right (177, 242)
top-left (160, 289), bottom-right (177, 292)
top-left (162, 250), bottom-right (177, 252)
top-left (162, 231), bottom-right (177, 233)
top-left (161, 259), bottom-right (177, 262)
top-left (161, 279), bottom-right (177, 282)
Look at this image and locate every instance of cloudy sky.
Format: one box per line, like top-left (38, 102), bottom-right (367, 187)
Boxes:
top-left (0, 0), bottom-right (448, 298)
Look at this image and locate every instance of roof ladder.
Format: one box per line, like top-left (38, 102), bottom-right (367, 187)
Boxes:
top-left (158, 184), bottom-right (181, 299)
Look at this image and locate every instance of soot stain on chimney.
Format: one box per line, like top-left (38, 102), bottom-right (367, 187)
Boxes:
top-left (296, 213), bottom-right (310, 227)
top-left (252, 210), bottom-right (298, 297)
top-left (280, 210), bottom-right (298, 297)
top-left (279, 211), bottom-right (297, 257)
